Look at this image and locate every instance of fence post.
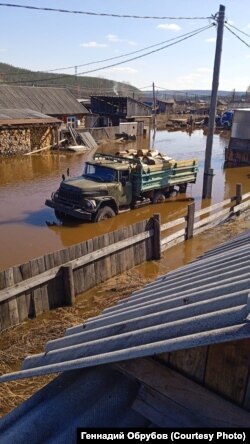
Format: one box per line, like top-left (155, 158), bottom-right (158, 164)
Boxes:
top-left (186, 201), bottom-right (195, 239)
top-left (152, 213), bottom-right (161, 260)
top-left (62, 264), bottom-right (75, 306)
top-left (235, 183), bottom-right (242, 216)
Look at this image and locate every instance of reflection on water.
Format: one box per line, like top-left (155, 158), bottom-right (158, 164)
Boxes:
top-left (1, 129), bottom-right (250, 270)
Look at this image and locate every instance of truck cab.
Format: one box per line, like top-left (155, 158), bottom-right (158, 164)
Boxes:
top-left (45, 155), bottom-right (135, 222)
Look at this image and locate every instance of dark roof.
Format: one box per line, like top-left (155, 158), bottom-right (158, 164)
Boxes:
top-left (0, 108), bottom-right (61, 126)
top-left (0, 85), bottom-right (89, 115)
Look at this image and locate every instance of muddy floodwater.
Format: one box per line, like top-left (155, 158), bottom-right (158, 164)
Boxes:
top-left (1, 128), bottom-right (250, 271)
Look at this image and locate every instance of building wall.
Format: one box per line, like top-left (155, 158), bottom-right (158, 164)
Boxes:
top-left (158, 339), bottom-right (250, 410)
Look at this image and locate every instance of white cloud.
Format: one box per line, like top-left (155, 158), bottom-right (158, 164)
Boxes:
top-left (80, 41), bottom-right (107, 48)
top-left (0, 48), bottom-right (7, 52)
top-left (205, 37), bottom-right (216, 43)
top-left (106, 34), bottom-right (119, 42)
top-left (157, 23), bottom-right (181, 31)
top-left (197, 67), bottom-right (212, 73)
top-left (106, 34), bottom-right (137, 46)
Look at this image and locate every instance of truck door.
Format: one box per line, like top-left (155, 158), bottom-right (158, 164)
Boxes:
top-left (118, 170), bottom-right (132, 206)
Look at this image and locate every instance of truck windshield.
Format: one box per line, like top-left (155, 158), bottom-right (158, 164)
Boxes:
top-left (84, 164), bottom-right (117, 182)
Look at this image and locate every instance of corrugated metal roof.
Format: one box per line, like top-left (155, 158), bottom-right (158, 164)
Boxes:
top-left (0, 85), bottom-right (89, 115)
top-left (0, 108), bottom-right (61, 125)
top-left (1, 229), bottom-right (250, 384)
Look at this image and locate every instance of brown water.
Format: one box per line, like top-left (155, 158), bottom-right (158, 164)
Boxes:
top-left (1, 128), bottom-right (250, 271)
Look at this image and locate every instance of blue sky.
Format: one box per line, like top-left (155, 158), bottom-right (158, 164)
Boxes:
top-left (0, 0), bottom-right (249, 92)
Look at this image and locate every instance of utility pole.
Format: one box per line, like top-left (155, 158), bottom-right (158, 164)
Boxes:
top-left (202, 4), bottom-right (225, 198)
top-left (152, 82), bottom-right (157, 148)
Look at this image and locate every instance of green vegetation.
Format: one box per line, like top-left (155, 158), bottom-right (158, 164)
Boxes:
top-left (0, 62), bottom-right (140, 98)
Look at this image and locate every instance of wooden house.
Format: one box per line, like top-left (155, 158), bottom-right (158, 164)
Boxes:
top-left (0, 85), bottom-right (89, 128)
top-left (90, 95), bottom-right (152, 127)
top-left (0, 229), bottom-right (249, 439)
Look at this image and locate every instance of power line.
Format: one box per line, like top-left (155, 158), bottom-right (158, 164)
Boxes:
top-left (0, 25), bottom-right (214, 76)
top-left (0, 3), bottom-right (212, 20)
top-left (225, 22), bottom-right (250, 38)
top-left (225, 24), bottom-right (250, 49)
top-left (2, 24), bottom-right (214, 85)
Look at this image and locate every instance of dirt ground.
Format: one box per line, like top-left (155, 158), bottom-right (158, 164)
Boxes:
top-left (1, 209), bottom-right (250, 418)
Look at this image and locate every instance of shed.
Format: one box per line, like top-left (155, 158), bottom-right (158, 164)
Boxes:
top-left (225, 108), bottom-right (250, 167)
top-left (0, 230), bottom-right (249, 438)
top-left (90, 95), bottom-right (152, 127)
top-left (0, 85), bottom-right (89, 128)
top-left (0, 108), bottom-right (61, 155)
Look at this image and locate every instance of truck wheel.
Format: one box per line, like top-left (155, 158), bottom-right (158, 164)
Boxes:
top-left (94, 206), bottom-right (115, 222)
top-left (152, 191), bottom-right (166, 204)
top-left (55, 210), bottom-right (64, 220)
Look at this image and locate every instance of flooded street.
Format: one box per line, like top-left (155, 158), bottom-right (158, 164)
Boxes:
top-left (1, 128), bottom-right (250, 271)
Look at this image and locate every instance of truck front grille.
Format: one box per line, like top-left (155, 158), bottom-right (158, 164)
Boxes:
top-left (58, 187), bottom-right (82, 205)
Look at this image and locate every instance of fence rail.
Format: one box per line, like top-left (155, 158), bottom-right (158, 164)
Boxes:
top-left (0, 183), bottom-right (249, 331)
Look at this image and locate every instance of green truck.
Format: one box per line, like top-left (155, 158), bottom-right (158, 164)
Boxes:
top-left (45, 151), bottom-right (198, 222)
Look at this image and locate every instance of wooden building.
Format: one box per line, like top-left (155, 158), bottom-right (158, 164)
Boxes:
top-left (0, 229), bottom-right (249, 439)
top-left (90, 95), bottom-right (152, 127)
top-left (0, 85), bottom-right (89, 128)
top-left (0, 108), bottom-right (61, 155)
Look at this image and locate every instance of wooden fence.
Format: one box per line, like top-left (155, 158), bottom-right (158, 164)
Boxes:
top-left (0, 183), bottom-right (249, 331)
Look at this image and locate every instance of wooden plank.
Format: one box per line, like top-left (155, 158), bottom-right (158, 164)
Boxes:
top-left (168, 346), bottom-right (208, 383)
top-left (62, 265), bottom-right (75, 306)
top-left (233, 200), bottom-right (250, 213)
top-left (30, 258), bottom-right (43, 317)
top-left (160, 216), bottom-right (186, 232)
top-left (244, 373), bottom-right (250, 410)
top-left (116, 358), bottom-right (250, 427)
top-left (195, 198), bottom-right (233, 217)
top-left (161, 234), bottom-right (186, 252)
top-left (242, 191), bottom-right (250, 201)
top-left (193, 215), bottom-right (233, 236)
top-left (0, 301), bottom-right (10, 331)
top-left (161, 228), bottom-right (186, 246)
top-left (205, 339), bottom-right (250, 406)
top-left (133, 385), bottom-right (206, 427)
top-left (194, 207), bottom-right (232, 230)
top-left (8, 298), bottom-right (20, 326)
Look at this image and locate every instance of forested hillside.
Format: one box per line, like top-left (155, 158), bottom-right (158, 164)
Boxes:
top-left (0, 62), bottom-right (140, 98)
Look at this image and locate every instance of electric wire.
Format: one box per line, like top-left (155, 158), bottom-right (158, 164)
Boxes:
top-left (0, 24), bottom-right (215, 75)
top-left (2, 24), bottom-right (214, 84)
top-left (225, 22), bottom-right (250, 38)
top-left (225, 24), bottom-right (250, 49)
top-left (0, 3), bottom-right (212, 20)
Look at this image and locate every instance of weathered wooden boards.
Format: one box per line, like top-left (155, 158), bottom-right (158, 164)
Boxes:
top-left (0, 184), bottom-right (249, 332)
top-left (0, 219), bottom-right (154, 331)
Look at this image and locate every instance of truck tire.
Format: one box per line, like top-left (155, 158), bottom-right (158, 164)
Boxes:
top-left (55, 210), bottom-right (64, 220)
top-left (152, 191), bottom-right (166, 204)
top-left (94, 206), bottom-right (115, 222)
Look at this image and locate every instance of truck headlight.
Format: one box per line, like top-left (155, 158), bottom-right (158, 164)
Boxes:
top-left (83, 199), bottom-right (96, 209)
top-left (52, 191), bottom-right (59, 200)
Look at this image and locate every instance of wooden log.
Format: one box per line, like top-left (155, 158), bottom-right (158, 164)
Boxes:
top-left (62, 265), bottom-right (75, 306)
top-left (24, 144), bottom-right (53, 155)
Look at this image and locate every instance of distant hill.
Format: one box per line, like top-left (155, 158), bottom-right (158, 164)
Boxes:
top-left (0, 62), bottom-right (140, 98)
top-left (143, 89), bottom-right (246, 100)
